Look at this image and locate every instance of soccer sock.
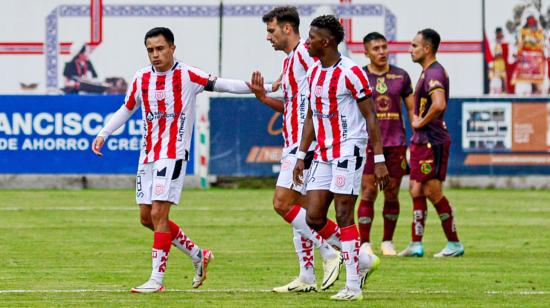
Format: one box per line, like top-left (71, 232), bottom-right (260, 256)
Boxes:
top-left (168, 220), bottom-right (202, 263)
top-left (340, 225), bottom-right (361, 290)
top-left (357, 200), bottom-right (374, 243)
top-left (433, 196), bottom-right (459, 242)
top-left (151, 231), bottom-right (172, 283)
top-left (283, 205), bottom-right (337, 260)
top-left (411, 196), bottom-right (428, 242)
top-left (318, 219), bottom-right (342, 250)
top-left (292, 228), bottom-right (315, 284)
top-left (382, 200), bottom-right (400, 241)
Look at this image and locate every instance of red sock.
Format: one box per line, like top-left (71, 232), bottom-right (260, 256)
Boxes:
top-left (282, 205), bottom-right (302, 223)
top-left (357, 200), bottom-right (374, 243)
top-left (382, 200), bottom-right (400, 241)
top-left (434, 196), bottom-right (459, 242)
top-left (168, 220), bottom-right (180, 240)
top-left (411, 196), bottom-right (427, 242)
top-left (153, 231), bottom-right (172, 253)
top-left (318, 219), bottom-right (339, 240)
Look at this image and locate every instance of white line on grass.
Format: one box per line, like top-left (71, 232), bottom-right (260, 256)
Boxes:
top-left (0, 289), bottom-right (547, 295)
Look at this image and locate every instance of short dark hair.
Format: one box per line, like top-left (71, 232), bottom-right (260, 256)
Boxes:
top-left (310, 15), bottom-right (345, 45)
top-left (144, 27), bottom-right (174, 45)
top-left (262, 6), bottom-right (300, 33)
top-left (495, 27), bottom-right (503, 33)
top-left (363, 32), bottom-right (387, 44)
top-left (418, 28), bottom-right (440, 54)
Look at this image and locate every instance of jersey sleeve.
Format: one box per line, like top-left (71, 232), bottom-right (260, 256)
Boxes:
top-left (401, 70), bottom-right (414, 99)
top-left (424, 67), bottom-right (446, 95)
top-left (345, 66), bottom-right (372, 102)
top-left (187, 66), bottom-right (210, 94)
top-left (123, 72), bottom-right (141, 112)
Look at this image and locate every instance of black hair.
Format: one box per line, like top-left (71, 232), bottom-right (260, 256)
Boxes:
top-left (144, 27), bottom-right (175, 45)
top-left (418, 28), bottom-right (440, 54)
top-left (495, 27), bottom-right (503, 33)
top-left (363, 32), bottom-right (387, 44)
top-left (262, 6), bottom-right (300, 33)
top-left (310, 15), bottom-right (345, 45)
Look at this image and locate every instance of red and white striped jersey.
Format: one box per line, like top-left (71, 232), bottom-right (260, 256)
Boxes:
top-left (280, 40), bottom-right (315, 155)
top-left (123, 61), bottom-right (209, 164)
top-left (307, 56), bottom-right (373, 161)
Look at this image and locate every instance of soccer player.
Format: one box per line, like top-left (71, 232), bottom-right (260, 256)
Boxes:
top-left (91, 27), bottom-right (274, 293)
top-left (398, 29), bottom-right (465, 258)
top-left (357, 32), bottom-right (415, 256)
top-left (293, 15), bottom-right (389, 301)
top-left (248, 6), bottom-right (342, 293)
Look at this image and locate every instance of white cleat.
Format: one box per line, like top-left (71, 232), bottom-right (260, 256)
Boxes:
top-left (272, 277), bottom-right (317, 293)
top-left (192, 249), bottom-right (214, 288)
top-left (359, 245), bottom-right (381, 289)
top-left (130, 279), bottom-right (165, 293)
top-left (330, 287), bottom-right (363, 301)
top-left (380, 241), bottom-right (397, 256)
top-left (321, 251), bottom-right (342, 290)
top-left (361, 242), bottom-right (374, 255)
top-left (433, 242), bottom-right (465, 258)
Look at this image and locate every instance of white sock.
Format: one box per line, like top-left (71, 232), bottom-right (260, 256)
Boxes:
top-left (293, 228), bottom-right (315, 284)
top-left (172, 227), bottom-right (202, 263)
top-left (290, 207), bottom-right (338, 260)
top-left (150, 248), bottom-right (169, 283)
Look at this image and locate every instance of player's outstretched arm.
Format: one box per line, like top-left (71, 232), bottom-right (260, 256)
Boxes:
top-left (207, 76), bottom-right (272, 94)
top-left (358, 96), bottom-right (389, 190)
top-left (92, 105), bottom-right (137, 157)
top-left (411, 89), bottom-right (446, 129)
top-left (293, 105), bottom-right (314, 186)
top-left (249, 71), bottom-right (284, 112)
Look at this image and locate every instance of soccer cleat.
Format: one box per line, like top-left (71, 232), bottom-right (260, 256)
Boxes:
top-left (320, 251), bottom-right (342, 290)
top-left (330, 287), bottom-right (363, 301)
top-left (130, 279), bottom-right (165, 293)
top-left (360, 242), bottom-right (374, 255)
top-left (434, 241), bottom-right (465, 258)
top-left (272, 277), bottom-right (317, 293)
top-left (397, 242), bottom-right (424, 257)
top-left (192, 249), bottom-right (214, 288)
top-left (359, 253), bottom-right (380, 289)
top-left (380, 241), bottom-right (397, 256)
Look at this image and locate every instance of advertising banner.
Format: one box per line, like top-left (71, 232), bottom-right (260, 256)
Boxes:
top-left (0, 95), bottom-right (194, 174)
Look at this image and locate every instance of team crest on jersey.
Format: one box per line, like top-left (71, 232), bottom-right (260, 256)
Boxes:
top-left (315, 85), bottom-right (323, 97)
top-left (376, 95), bottom-right (391, 112)
top-left (375, 77), bottom-right (388, 94)
top-left (155, 90), bottom-right (166, 101)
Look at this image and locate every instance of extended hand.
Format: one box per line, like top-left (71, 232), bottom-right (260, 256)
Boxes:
top-left (293, 159), bottom-right (305, 185)
top-left (374, 162), bottom-right (390, 190)
top-left (247, 71), bottom-right (267, 101)
top-left (92, 136), bottom-right (105, 157)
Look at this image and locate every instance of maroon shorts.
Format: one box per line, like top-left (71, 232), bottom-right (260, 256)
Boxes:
top-left (410, 142), bottom-right (450, 182)
top-left (364, 146), bottom-right (409, 178)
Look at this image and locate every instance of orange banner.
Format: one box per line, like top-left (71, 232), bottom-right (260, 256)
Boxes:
top-left (464, 153), bottom-right (550, 165)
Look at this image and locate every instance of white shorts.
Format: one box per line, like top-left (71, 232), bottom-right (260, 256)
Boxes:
top-left (306, 155), bottom-right (365, 195)
top-left (276, 150), bottom-right (314, 195)
top-left (136, 158), bottom-right (186, 205)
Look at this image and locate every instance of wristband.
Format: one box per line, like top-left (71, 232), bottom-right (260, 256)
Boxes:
top-left (296, 151), bottom-right (307, 160)
top-left (374, 154), bottom-right (385, 163)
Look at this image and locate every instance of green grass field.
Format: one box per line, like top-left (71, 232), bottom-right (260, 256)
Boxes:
top-left (0, 188), bottom-right (549, 307)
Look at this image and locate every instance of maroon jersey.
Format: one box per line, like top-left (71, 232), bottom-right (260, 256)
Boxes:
top-left (411, 61), bottom-right (451, 145)
top-left (363, 65), bottom-right (413, 147)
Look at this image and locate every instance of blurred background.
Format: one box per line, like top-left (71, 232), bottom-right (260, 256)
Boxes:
top-left (0, 0), bottom-right (549, 189)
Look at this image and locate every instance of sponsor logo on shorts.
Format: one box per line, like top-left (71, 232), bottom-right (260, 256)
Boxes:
top-left (401, 159), bottom-right (407, 170)
top-left (281, 159), bottom-right (291, 171)
top-left (154, 183), bottom-right (165, 195)
top-left (335, 175), bottom-right (346, 187)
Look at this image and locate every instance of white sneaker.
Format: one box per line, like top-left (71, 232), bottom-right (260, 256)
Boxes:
top-left (330, 287), bottom-right (363, 301)
top-left (360, 242), bottom-right (374, 255)
top-left (380, 241), bottom-right (397, 256)
top-left (359, 249), bottom-right (380, 289)
top-left (272, 277), bottom-right (317, 293)
top-left (321, 251), bottom-right (342, 290)
top-left (130, 279), bottom-right (165, 293)
top-left (192, 249), bottom-right (214, 288)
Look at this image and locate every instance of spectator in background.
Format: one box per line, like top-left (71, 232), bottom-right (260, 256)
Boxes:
top-left (489, 27), bottom-right (510, 94)
top-left (63, 45), bottom-right (98, 93)
top-left (513, 11), bottom-right (546, 95)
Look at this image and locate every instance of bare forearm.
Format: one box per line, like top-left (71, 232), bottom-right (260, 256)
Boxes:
top-left (259, 96), bottom-right (284, 112)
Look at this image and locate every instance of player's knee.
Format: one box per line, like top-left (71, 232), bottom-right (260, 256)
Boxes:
top-left (140, 215), bottom-right (154, 230)
top-left (272, 196), bottom-right (292, 216)
top-left (335, 206), bottom-right (355, 227)
top-left (362, 185), bottom-right (378, 201)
